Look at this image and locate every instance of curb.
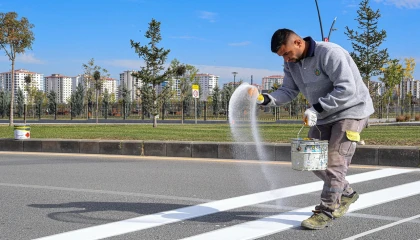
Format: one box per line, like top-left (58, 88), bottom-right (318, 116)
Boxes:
top-left (0, 138), bottom-right (419, 168)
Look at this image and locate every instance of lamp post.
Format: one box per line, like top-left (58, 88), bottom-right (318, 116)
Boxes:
top-left (232, 71), bottom-right (238, 89)
top-left (314, 0), bottom-right (324, 40)
top-left (314, 0), bottom-right (337, 42)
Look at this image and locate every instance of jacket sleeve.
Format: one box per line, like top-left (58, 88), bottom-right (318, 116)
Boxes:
top-left (269, 63), bottom-right (300, 105)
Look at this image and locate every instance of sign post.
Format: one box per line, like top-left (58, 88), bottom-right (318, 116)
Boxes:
top-left (192, 85), bottom-right (199, 124)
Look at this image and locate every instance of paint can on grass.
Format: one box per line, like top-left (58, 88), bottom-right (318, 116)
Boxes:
top-left (14, 124), bottom-right (31, 140)
top-left (291, 125), bottom-right (328, 171)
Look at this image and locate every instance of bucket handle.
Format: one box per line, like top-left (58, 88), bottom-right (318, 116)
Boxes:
top-left (297, 125), bottom-right (321, 139)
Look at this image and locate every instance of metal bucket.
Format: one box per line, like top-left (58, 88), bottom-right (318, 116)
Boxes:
top-left (14, 124), bottom-right (31, 140)
top-left (291, 126), bottom-right (328, 171)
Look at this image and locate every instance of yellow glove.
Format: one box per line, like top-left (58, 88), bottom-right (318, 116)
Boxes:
top-left (257, 94), bottom-right (264, 104)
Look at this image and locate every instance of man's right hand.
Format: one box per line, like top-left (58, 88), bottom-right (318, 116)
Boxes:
top-left (256, 93), bottom-right (276, 106)
top-left (247, 87), bottom-right (276, 106)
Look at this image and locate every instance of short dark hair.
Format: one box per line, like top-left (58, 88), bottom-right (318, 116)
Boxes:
top-left (271, 28), bottom-right (296, 53)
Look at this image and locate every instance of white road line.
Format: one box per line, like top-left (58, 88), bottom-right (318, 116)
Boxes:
top-left (341, 213), bottom-right (420, 240)
top-left (181, 180), bottom-right (420, 240)
top-left (33, 168), bottom-right (415, 240)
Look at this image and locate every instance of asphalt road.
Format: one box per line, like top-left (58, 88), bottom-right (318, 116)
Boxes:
top-left (1, 152), bottom-right (419, 240)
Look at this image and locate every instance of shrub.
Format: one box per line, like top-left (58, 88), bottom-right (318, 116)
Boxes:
top-left (396, 115), bottom-right (406, 122)
top-left (415, 114), bottom-right (420, 121)
top-left (405, 114), bottom-right (411, 121)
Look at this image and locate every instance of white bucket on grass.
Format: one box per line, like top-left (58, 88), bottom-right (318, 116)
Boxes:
top-left (14, 125), bottom-right (31, 140)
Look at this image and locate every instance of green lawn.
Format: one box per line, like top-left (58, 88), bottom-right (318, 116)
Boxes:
top-left (0, 124), bottom-right (418, 146)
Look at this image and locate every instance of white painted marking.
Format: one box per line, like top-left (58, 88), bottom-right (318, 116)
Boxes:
top-left (341, 214), bottom-right (420, 240)
top-left (33, 168), bottom-right (415, 240)
top-left (181, 180), bottom-right (420, 240)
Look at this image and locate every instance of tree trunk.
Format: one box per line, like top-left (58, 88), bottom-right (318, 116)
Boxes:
top-left (95, 89), bottom-right (98, 124)
top-left (9, 60), bottom-right (15, 126)
top-left (153, 114), bottom-right (157, 128)
top-left (181, 100), bottom-right (184, 124)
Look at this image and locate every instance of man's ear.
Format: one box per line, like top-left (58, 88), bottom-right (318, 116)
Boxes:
top-left (294, 39), bottom-right (303, 48)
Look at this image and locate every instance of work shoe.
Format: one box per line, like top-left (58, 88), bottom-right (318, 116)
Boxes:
top-left (332, 191), bottom-right (359, 218)
top-left (301, 205), bottom-right (334, 230)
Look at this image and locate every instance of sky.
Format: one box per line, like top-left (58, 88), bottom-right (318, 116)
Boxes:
top-left (1, 0), bottom-right (420, 86)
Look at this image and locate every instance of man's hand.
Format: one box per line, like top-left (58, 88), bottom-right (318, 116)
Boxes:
top-left (304, 107), bottom-right (318, 126)
top-left (259, 93), bottom-right (276, 106)
top-left (247, 87), bottom-right (276, 106)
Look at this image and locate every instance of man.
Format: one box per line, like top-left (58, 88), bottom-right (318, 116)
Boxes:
top-left (255, 28), bottom-right (374, 230)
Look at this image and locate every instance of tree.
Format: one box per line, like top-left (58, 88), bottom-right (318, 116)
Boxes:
top-left (82, 58), bottom-right (108, 121)
top-left (34, 90), bottom-right (44, 120)
top-left (212, 85), bottom-right (221, 117)
top-left (23, 74), bottom-right (31, 123)
top-left (102, 88), bottom-right (110, 119)
top-left (93, 70), bottom-right (101, 123)
top-left (379, 59), bottom-right (404, 119)
top-left (130, 18), bottom-right (172, 128)
top-left (345, 0), bottom-right (389, 91)
top-left (121, 86), bottom-right (131, 120)
top-left (86, 88), bottom-right (94, 119)
top-left (0, 90), bottom-right (11, 118)
top-left (402, 58), bottom-right (416, 115)
top-left (47, 90), bottom-right (57, 120)
top-left (170, 59), bottom-right (199, 124)
top-left (221, 85), bottom-right (234, 118)
top-left (0, 12), bottom-right (35, 125)
top-left (70, 82), bottom-right (85, 118)
top-left (16, 88), bottom-right (24, 118)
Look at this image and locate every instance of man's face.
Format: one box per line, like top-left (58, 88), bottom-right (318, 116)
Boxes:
top-left (276, 39), bottom-right (303, 63)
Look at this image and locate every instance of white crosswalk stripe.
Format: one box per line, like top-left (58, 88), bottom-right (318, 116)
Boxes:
top-left (182, 180), bottom-right (420, 240)
top-left (34, 168), bottom-right (418, 240)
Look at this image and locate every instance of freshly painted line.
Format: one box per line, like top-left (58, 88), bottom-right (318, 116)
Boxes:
top-left (181, 180), bottom-right (420, 240)
top-left (341, 214), bottom-right (420, 240)
top-left (33, 168), bottom-right (415, 240)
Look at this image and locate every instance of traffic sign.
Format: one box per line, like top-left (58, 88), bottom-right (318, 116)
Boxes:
top-left (192, 85), bottom-right (199, 99)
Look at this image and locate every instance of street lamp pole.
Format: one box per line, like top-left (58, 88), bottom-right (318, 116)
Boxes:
top-left (314, 0), bottom-right (324, 40)
top-left (327, 17), bottom-right (337, 41)
top-left (232, 71), bottom-right (238, 88)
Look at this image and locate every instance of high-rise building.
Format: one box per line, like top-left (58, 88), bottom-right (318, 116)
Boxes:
top-left (71, 74), bottom-right (88, 92)
top-left (399, 78), bottom-right (420, 99)
top-left (193, 73), bottom-right (219, 99)
top-left (101, 77), bottom-right (118, 98)
top-left (119, 70), bottom-right (143, 102)
top-left (0, 69), bottom-right (44, 101)
top-left (45, 74), bottom-right (72, 104)
top-left (262, 75), bottom-right (284, 90)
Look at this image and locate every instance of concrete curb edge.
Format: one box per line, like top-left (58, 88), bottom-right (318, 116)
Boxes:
top-left (0, 139), bottom-right (418, 168)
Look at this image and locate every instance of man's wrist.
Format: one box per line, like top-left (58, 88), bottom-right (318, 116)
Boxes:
top-left (312, 103), bottom-right (324, 113)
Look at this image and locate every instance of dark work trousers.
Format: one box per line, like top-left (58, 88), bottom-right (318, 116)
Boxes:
top-left (308, 117), bottom-right (369, 210)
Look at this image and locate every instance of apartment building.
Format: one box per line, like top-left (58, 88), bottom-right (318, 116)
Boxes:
top-left (402, 78), bottom-right (420, 99)
top-left (262, 75), bottom-right (284, 90)
top-left (193, 73), bottom-right (219, 99)
top-left (101, 77), bottom-right (118, 97)
top-left (119, 70), bottom-right (143, 102)
top-left (71, 74), bottom-right (89, 92)
top-left (0, 69), bottom-right (44, 100)
top-left (45, 74), bottom-right (72, 104)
